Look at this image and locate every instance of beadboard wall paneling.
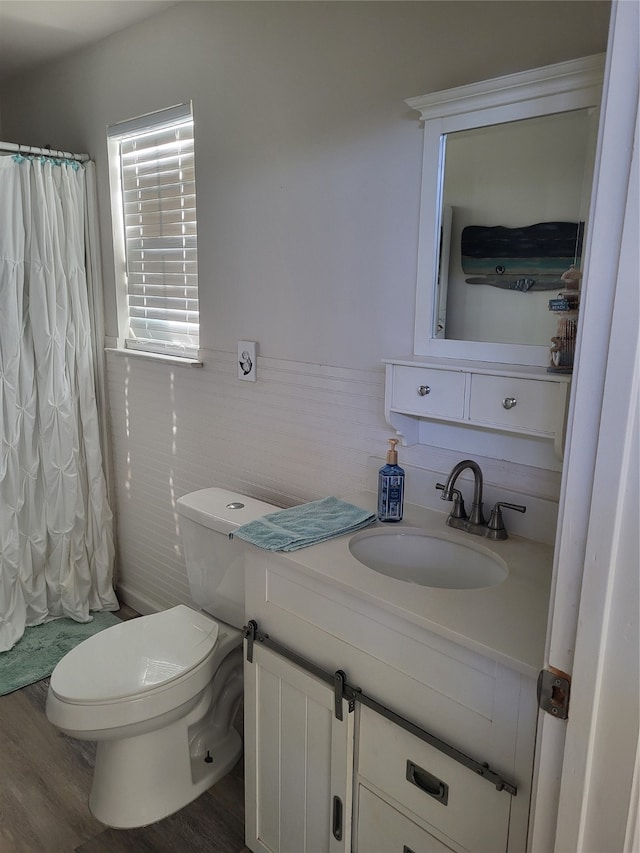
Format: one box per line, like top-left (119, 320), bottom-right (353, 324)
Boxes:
top-left (106, 349), bottom-right (562, 613)
top-left (399, 443), bottom-right (563, 503)
top-left (106, 349), bottom-right (392, 611)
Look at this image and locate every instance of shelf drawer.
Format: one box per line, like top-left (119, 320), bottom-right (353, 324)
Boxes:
top-left (357, 706), bottom-right (510, 853)
top-left (391, 366), bottom-right (466, 419)
top-left (356, 785), bottom-right (459, 853)
top-left (469, 374), bottom-right (563, 435)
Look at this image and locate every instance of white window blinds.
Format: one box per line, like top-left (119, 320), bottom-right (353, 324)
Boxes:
top-left (108, 103), bottom-right (199, 358)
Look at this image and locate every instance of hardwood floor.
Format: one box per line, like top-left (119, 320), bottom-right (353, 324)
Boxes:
top-left (0, 607), bottom-right (250, 853)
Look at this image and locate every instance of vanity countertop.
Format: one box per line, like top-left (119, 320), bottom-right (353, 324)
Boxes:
top-left (262, 491), bottom-right (553, 678)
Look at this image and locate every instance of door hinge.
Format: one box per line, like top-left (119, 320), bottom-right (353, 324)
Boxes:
top-left (537, 667), bottom-right (571, 719)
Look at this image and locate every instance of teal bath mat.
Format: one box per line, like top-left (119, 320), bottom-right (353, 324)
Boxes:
top-left (0, 611), bottom-right (121, 696)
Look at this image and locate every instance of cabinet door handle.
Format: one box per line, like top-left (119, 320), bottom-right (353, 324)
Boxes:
top-left (417, 385), bottom-right (431, 396)
top-left (332, 795), bottom-right (343, 841)
top-left (502, 396), bottom-right (518, 409)
top-left (406, 760), bottom-right (449, 806)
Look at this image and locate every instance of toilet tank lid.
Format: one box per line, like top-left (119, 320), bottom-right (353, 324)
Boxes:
top-left (176, 488), bottom-right (275, 535)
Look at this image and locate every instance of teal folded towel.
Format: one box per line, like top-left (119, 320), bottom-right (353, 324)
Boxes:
top-left (232, 497), bottom-right (376, 552)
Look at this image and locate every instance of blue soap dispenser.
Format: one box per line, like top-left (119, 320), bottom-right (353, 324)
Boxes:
top-left (377, 438), bottom-right (405, 522)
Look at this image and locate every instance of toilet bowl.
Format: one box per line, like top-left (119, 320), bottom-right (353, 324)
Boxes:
top-left (46, 489), bottom-right (275, 829)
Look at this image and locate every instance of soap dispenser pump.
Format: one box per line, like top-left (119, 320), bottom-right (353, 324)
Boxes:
top-left (377, 438), bottom-right (405, 522)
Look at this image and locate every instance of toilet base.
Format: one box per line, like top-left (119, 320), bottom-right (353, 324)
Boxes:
top-left (89, 722), bottom-right (242, 829)
top-left (88, 685), bottom-right (243, 828)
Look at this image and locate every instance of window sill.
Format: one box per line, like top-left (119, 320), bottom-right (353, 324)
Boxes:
top-left (104, 347), bottom-right (203, 368)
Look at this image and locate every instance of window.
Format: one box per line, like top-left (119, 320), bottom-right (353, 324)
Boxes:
top-left (108, 103), bottom-right (200, 358)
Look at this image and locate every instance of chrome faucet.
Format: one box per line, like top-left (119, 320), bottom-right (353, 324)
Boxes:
top-left (437, 459), bottom-right (486, 533)
top-left (436, 459), bottom-right (526, 540)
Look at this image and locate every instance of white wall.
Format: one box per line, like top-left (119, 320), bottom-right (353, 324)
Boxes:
top-left (0, 1), bottom-right (610, 611)
top-left (0, 1), bottom-right (610, 367)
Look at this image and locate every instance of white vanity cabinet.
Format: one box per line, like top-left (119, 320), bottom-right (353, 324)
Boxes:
top-left (385, 357), bottom-right (570, 458)
top-left (243, 529), bottom-right (546, 853)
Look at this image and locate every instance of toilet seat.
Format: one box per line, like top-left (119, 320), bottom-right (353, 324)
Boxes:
top-left (50, 605), bottom-right (219, 704)
top-left (47, 606), bottom-right (242, 735)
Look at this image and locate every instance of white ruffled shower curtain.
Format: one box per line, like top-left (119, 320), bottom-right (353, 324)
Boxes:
top-left (0, 154), bottom-right (118, 652)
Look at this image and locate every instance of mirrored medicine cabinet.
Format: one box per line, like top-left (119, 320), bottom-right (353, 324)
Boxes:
top-left (384, 56), bottom-right (605, 462)
top-left (408, 54), bottom-right (605, 368)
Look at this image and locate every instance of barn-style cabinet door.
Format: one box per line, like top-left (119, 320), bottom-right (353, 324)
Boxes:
top-left (244, 643), bottom-right (354, 853)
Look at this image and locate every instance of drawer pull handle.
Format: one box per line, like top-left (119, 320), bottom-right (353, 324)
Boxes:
top-left (406, 760), bottom-right (449, 806)
top-left (403, 847), bottom-right (416, 853)
top-left (332, 795), bottom-right (343, 841)
top-left (502, 396), bottom-right (518, 410)
top-left (417, 385), bottom-right (431, 396)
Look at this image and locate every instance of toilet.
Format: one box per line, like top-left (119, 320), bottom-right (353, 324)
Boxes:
top-left (46, 488), bottom-right (275, 829)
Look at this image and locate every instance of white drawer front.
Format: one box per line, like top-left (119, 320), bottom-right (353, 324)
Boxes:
top-left (469, 374), bottom-right (561, 435)
top-left (357, 785), bottom-right (460, 853)
top-left (357, 706), bottom-right (510, 853)
top-left (392, 367), bottom-right (466, 419)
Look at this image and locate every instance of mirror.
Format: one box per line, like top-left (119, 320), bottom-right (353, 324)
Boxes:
top-left (409, 55), bottom-right (604, 366)
top-left (438, 109), bottom-right (598, 346)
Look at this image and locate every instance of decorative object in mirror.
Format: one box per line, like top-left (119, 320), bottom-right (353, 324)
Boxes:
top-left (408, 54), bottom-right (604, 367)
top-left (547, 265), bottom-right (582, 373)
top-left (460, 221), bottom-right (584, 292)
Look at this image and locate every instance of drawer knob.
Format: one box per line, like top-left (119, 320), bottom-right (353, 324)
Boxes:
top-left (502, 396), bottom-right (518, 410)
top-left (417, 385), bottom-right (431, 396)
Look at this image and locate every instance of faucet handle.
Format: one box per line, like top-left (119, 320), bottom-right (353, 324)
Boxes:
top-left (436, 483), bottom-right (467, 519)
top-left (487, 501), bottom-right (527, 539)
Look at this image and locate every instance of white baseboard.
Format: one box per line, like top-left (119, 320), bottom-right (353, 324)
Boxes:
top-left (116, 583), bottom-right (166, 616)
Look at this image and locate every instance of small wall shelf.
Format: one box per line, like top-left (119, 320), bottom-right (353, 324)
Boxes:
top-left (384, 357), bottom-right (571, 460)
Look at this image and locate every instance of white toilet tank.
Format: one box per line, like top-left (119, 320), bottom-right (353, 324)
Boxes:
top-left (176, 488), bottom-right (275, 628)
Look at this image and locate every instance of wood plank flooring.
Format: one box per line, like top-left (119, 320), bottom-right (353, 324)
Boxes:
top-left (0, 607), bottom-right (249, 853)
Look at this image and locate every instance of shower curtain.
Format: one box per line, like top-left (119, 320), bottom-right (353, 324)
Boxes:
top-left (0, 153), bottom-right (118, 652)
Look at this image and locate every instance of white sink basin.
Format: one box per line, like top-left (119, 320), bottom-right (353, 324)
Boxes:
top-left (348, 527), bottom-right (508, 589)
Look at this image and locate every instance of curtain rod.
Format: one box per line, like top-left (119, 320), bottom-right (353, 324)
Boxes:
top-left (0, 141), bottom-right (89, 163)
